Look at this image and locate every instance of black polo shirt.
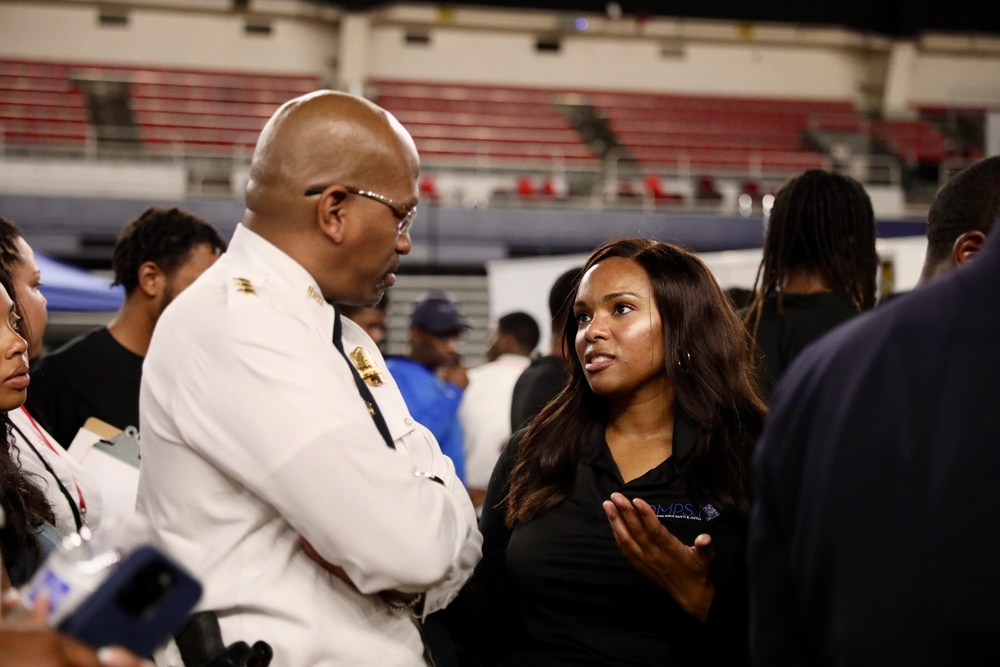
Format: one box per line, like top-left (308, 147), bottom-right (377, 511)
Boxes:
top-left (443, 410), bottom-right (750, 667)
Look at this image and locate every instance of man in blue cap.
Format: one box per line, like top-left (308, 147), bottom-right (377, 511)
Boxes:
top-left (386, 291), bottom-right (469, 484)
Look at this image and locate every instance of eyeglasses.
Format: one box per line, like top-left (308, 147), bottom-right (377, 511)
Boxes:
top-left (304, 185), bottom-right (417, 235)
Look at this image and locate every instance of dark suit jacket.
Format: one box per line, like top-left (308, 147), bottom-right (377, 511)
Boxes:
top-left (749, 231), bottom-right (1000, 666)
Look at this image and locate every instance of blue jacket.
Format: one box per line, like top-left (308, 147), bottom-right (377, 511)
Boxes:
top-left (385, 357), bottom-right (466, 483)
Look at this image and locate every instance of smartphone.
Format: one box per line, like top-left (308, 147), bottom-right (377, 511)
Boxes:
top-left (57, 544), bottom-right (203, 657)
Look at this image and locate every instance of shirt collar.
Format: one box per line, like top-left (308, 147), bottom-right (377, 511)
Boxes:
top-left (584, 403), bottom-right (700, 470)
top-left (227, 223), bottom-right (335, 331)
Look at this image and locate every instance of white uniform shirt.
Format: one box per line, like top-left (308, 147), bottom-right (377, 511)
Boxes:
top-left (136, 224), bottom-right (481, 667)
top-left (457, 354), bottom-right (531, 490)
top-left (10, 405), bottom-right (101, 535)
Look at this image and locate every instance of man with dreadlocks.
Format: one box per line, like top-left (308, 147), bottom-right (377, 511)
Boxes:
top-left (28, 206), bottom-right (226, 447)
top-left (743, 169), bottom-right (878, 400)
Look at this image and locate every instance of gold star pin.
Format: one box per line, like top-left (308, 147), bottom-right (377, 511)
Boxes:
top-left (233, 278), bottom-right (256, 295)
top-left (350, 347), bottom-right (385, 387)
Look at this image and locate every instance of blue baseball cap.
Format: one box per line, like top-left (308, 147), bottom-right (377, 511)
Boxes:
top-left (410, 291), bottom-right (471, 334)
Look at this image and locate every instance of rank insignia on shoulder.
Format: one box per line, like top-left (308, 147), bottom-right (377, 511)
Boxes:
top-left (233, 278), bottom-right (256, 295)
top-left (306, 285), bottom-right (324, 306)
top-left (350, 347), bottom-right (385, 387)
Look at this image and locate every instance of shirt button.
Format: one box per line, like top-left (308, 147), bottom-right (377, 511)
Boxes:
top-left (404, 417), bottom-right (413, 425)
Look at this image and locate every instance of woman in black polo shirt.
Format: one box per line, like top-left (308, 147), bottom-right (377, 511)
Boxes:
top-left (444, 237), bottom-right (765, 666)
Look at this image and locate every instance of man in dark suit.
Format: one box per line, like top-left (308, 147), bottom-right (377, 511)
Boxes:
top-left (749, 156), bottom-right (1000, 665)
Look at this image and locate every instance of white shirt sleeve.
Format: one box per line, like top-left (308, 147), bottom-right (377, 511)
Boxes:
top-left (159, 304), bottom-right (480, 596)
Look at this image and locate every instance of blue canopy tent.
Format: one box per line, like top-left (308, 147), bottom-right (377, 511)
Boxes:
top-left (36, 252), bottom-right (123, 312)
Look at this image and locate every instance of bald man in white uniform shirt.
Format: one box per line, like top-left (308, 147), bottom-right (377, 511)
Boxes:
top-left (136, 90), bottom-right (481, 666)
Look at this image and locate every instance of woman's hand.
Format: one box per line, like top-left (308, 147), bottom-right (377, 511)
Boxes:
top-left (603, 492), bottom-right (715, 622)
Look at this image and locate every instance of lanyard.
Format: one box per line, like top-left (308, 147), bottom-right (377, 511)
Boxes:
top-left (18, 406), bottom-right (87, 527)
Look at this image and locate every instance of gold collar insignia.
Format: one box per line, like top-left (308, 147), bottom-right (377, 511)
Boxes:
top-left (350, 347), bottom-right (385, 387)
top-left (233, 277), bottom-right (256, 295)
top-left (306, 286), bottom-right (324, 305)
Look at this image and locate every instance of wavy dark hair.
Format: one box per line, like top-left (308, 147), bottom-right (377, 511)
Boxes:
top-left (0, 263), bottom-right (54, 570)
top-left (505, 237), bottom-right (766, 527)
top-left (746, 169), bottom-right (877, 335)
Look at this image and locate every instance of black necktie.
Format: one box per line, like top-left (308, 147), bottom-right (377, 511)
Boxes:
top-left (332, 310), bottom-right (395, 450)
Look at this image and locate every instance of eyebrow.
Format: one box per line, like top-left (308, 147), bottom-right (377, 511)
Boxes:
top-left (574, 291), bottom-right (641, 308)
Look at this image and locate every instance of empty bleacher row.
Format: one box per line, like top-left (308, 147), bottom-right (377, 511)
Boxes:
top-left (0, 58), bottom-right (973, 206)
top-left (368, 79), bottom-right (966, 182)
top-left (0, 58), bottom-right (319, 152)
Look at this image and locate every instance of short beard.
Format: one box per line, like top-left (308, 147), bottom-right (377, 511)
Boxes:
top-left (159, 282), bottom-right (177, 317)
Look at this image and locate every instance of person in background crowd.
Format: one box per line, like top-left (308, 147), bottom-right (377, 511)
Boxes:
top-left (509, 266), bottom-right (580, 431)
top-left (916, 155), bottom-right (1000, 286)
top-left (0, 216), bottom-right (100, 536)
top-left (339, 294), bottom-right (388, 350)
top-left (446, 237), bottom-right (765, 666)
top-left (459, 311), bottom-right (539, 511)
top-left (749, 162), bottom-right (1000, 665)
top-left (743, 169), bottom-right (877, 400)
top-left (136, 90), bottom-right (480, 666)
top-left (28, 207), bottom-right (225, 446)
top-left (387, 290), bottom-right (470, 483)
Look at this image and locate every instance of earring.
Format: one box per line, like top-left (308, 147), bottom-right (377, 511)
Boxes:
top-left (677, 351), bottom-right (692, 374)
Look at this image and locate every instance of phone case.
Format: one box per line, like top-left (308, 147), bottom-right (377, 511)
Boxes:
top-left (57, 544), bottom-right (203, 657)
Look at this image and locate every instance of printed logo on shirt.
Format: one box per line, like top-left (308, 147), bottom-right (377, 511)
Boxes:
top-left (701, 504), bottom-right (720, 521)
top-left (649, 502), bottom-right (721, 522)
top-left (650, 502), bottom-right (702, 521)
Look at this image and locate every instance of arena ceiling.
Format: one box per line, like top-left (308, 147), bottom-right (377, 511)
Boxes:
top-left (326, 1), bottom-right (1000, 38)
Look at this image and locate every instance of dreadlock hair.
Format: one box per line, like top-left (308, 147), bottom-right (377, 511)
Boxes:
top-left (746, 169), bottom-right (878, 335)
top-left (112, 206), bottom-right (226, 295)
top-left (926, 156), bottom-right (1000, 264)
top-left (0, 264), bottom-right (55, 574)
top-left (504, 237), bottom-right (766, 528)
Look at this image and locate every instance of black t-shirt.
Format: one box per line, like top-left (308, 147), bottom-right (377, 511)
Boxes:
top-left (27, 327), bottom-right (143, 447)
top-left (509, 355), bottom-right (568, 431)
top-left (748, 291), bottom-right (858, 400)
top-left (443, 411), bottom-right (749, 667)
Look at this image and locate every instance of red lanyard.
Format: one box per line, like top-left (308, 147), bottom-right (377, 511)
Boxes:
top-left (20, 405), bottom-right (87, 513)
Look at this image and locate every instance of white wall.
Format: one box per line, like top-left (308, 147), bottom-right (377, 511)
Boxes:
top-left (0, 2), bottom-right (338, 75)
top-left (369, 26), bottom-right (871, 102)
top-left (910, 53), bottom-right (1000, 106)
top-left (2, 2), bottom-right (998, 111)
top-left (0, 157), bottom-right (186, 198)
top-left (486, 237), bottom-right (929, 353)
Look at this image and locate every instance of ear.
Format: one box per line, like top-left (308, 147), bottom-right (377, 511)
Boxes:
top-left (137, 261), bottom-right (165, 298)
top-left (952, 230), bottom-right (987, 267)
top-left (315, 186), bottom-right (350, 245)
top-left (494, 331), bottom-right (515, 354)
